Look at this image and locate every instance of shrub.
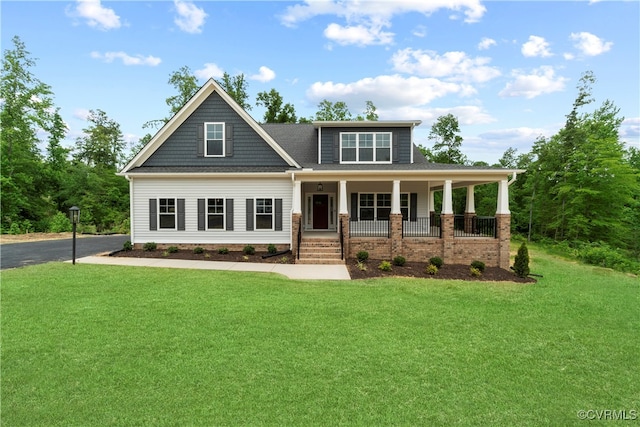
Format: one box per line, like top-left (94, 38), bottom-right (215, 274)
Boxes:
top-left (204, 253), bottom-right (211, 259)
top-left (513, 242), bottom-right (530, 278)
top-left (393, 255), bottom-right (406, 266)
top-left (279, 256), bottom-right (289, 264)
top-left (123, 240), bottom-right (133, 251)
top-left (470, 267), bottom-right (482, 277)
top-left (267, 244), bottom-right (277, 254)
top-left (425, 264), bottom-right (438, 275)
top-left (8, 223), bottom-right (21, 235)
top-left (378, 261), bottom-right (392, 272)
top-left (242, 255), bottom-right (250, 262)
top-left (218, 247), bottom-right (229, 254)
top-left (242, 245), bottom-right (255, 255)
top-left (162, 250), bottom-right (170, 257)
top-left (357, 261), bottom-right (367, 271)
top-left (143, 242), bottom-right (157, 252)
top-left (356, 251), bottom-right (369, 262)
top-left (49, 211), bottom-right (72, 233)
top-left (470, 260), bottom-right (486, 272)
top-left (167, 246), bottom-right (179, 254)
top-left (429, 257), bottom-right (443, 268)
top-left (193, 247), bottom-right (204, 254)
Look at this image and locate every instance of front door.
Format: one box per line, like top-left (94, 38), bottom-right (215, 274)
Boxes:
top-left (313, 194), bottom-right (329, 229)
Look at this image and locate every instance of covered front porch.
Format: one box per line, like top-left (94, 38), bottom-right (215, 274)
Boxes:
top-left (290, 171), bottom-right (516, 269)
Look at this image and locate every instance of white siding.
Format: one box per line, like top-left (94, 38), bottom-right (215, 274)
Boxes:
top-left (131, 177), bottom-right (292, 245)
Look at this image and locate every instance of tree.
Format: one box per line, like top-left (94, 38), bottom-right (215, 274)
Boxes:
top-left (143, 66), bottom-right (199, 132)
top-left (356, 101), bottom-right (379, 121)
top-left (513, 242), bottom-right (530, 277)
top-left (426, 114), bottom-right (467, 164)
top-left (1, 36), bottom-right (60, 230)
top-left (217, 72), bottom-right (251, 111)
top-left (74, 109), bottom-right (126, 169)
top-left (255, 89), bottom-right (297, 123)
top-left (314, 100), bottom-right (352, 121)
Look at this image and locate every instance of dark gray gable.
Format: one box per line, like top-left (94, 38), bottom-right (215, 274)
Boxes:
top-left (320, 126), bottom-right (413, 164)
top-left (142, 92), bottom-right (290, 168)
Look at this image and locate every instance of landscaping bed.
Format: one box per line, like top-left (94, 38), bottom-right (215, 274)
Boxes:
top-left (111, 248), bottom-right (296, 264)
top-left (346, 259), bottom-right (536, 282)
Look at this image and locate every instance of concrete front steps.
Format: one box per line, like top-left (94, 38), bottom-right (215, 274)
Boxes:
top-left (297, 236), bottom-right (344, 264)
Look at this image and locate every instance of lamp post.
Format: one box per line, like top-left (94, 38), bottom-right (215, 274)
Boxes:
top-left (69, 206), bottom-right (80, 265)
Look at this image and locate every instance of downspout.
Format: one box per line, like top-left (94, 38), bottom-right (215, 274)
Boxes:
top-left (508, 171), bottom-right (518, 186)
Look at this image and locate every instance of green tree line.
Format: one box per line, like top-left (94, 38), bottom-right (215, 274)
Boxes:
top-left (3, 37), bottom-right (639, 273)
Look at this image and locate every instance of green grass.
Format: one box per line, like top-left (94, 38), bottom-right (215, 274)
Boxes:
top-left (2, 244), bottom-right (638, 426)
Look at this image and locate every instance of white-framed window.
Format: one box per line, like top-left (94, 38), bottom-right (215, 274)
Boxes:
top-left (207, 198), bottom-right (225, 230)
top-left (255, 198), bottom-right (274, 230)
top-left (159, 198), bottom-right (176, 229)
top-left (358, 193), bottom-right (408, 220)
top-left (341, 132), bottom-right (392, 164)
top-left (205, 122), bottom-right (225, 157)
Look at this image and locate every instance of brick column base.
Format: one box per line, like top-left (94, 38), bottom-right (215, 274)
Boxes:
top-left (390, 213), bottom-right (403, 257)
top-left (292, 212), bottom-right (302, 261)
top-left (339, 214), bottom-right (350, 261)
top-left (495, 213), bottom-right (511, 270)
top-left (441, 213), bottom-right (454, 263)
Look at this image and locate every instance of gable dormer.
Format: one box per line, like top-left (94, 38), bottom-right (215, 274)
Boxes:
top-left (120, 79), bottom-right (300, 173)
top-left (313, 121), bottom-right (421, 165)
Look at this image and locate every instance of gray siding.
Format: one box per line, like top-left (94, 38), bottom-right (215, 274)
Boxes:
top-left (143, 92), bottom-right (290, 168)
top-left (319, 127), bottom-right (413, 164)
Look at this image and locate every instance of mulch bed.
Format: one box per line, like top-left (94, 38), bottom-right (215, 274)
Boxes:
top-left (346, 259), bottom-right (536, 283)
top-left (111, 249), bottom-right (296, 264)
top-left (112, 249), bottom-right (535, 283)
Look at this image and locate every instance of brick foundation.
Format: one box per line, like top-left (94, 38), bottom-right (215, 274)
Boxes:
top-left (292, 212), bottom-right (302, 259)
top-left (133, 243), bottom-right (290, 253)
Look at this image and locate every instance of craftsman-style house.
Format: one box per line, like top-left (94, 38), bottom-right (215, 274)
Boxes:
top-left (120, 79), bottom-right (522, 269)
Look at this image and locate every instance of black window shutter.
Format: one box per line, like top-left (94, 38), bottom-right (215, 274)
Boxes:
top-left (392, 132), bottom-right (399, 163)
top-left (246, 199), bottom-right (254, 231)
top-left (197, 199), bottom-right (205, 230)
top-left (275, 199), bottom-right (283, 231)
top-left (197, 124), bottom-right (204, 157)
top-left (177, 199), bottom-right (185, 230)
top-left (225, 123), bottom-right (233, 157)
top-left (226, 199), bottom-right (234, 231)
top-left (350, 193), bottom-right (358, 221)
top-left (149, 199), bottom-right (157, 230)
top-left (410, 193), bottom-right (418, 221)
top-left (333, 133), bottom-right (339, 163)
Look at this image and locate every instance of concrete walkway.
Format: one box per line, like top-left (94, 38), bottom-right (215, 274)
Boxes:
top-left (72, 256), bottom-right (352, 281)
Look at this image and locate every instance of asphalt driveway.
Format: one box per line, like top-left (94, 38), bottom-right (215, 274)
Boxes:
top-left (1, 235), bottom-right (130, 270)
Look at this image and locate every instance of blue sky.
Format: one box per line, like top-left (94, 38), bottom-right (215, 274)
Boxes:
top-left (2, 0), bottom-right (639, 164)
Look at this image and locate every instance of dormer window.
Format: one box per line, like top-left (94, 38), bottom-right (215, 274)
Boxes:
top-left (205, 122), bottom-right (225, 157)
top-left (340, 132), bottom-right (391, 164)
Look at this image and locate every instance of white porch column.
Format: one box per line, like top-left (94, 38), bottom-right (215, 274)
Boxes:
top-left (339, 180), bottom-right (348, 214)
top-left (425, 182), bottom-right (432, 214)
top-left (466, 185), bottom-right (476, 213)
top-left (292, 180), bottom-right (302, 214)
top-left (496, 179), bottom-right (510, 214)
top-left (391, 180), bottom-right (401, 214)
top-left (442, 180), bottom-right (453, 214)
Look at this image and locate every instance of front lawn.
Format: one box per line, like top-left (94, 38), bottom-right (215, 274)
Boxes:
top-left (2, 245), bottom-right (638, 425)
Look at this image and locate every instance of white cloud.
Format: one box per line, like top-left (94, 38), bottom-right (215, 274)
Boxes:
top-left (194, 63), bottom-right (224, 80)
top-left (499, 66), bottom-right (568, 99)
top-left (280, 0), bottom-right (486, 46)
top-left (306, 74), bottom-right (474, 109)
top-left (478, 37), bottom-right (496, 50)
top-left (73, 108), bottom-right (91, 121)
top-left (412, 25), bottom-right (427, 38)
top-left (570, 32), bottom-right (612, 56)
top-left (391, 48), bottom-right (501, 83)
top-left (250, 66), bottom-right (276, 83)
top-left (521, 35), bottom-right (552, 58)
top-left (174, 0), bottom-right (207, 34)
top-left (324, 23), bottom-right (394, 46)
top-left (90, 51), bottom-right (161, 66)
top-left (67, 0), bottom-right (121, 31)
top-left (563, 52), bottom-right (575, 61)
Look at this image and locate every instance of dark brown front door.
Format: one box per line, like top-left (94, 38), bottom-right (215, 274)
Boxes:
top-left (313, 194), bottom-right (329, 229)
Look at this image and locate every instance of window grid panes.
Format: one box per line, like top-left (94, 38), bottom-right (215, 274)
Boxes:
top-left (256, 198), bottom-right (273, 230)
top-left (207, 198), bottom-right (224, 229)
top-left (205, 123), bottom-right (224, 156)
top-left (358, 193), bottom-right (409, 220)
top-left (341, 132), bottom-right (392, 163)
top-left (159, 198), bottom-right (176, 229)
